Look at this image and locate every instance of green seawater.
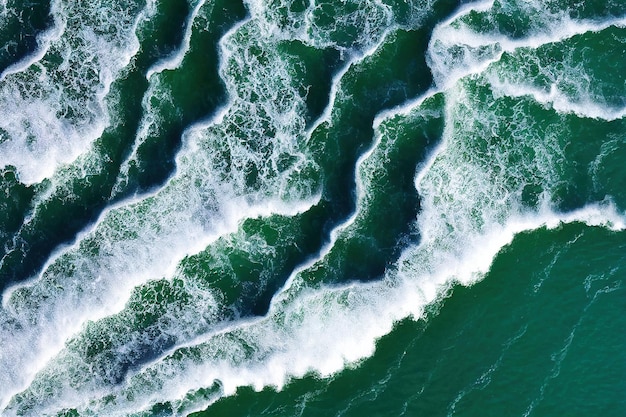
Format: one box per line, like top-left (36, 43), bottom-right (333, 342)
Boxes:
top-left (197, 223), bottom-right (626, 417)
top-left (0, 0), bottom-right (624, 416)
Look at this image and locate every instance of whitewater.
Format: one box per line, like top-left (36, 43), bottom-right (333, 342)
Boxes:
top-left (0, 0), bottom-right (625, 415)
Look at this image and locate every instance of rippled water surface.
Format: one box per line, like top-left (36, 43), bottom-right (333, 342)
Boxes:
top-left (0, 0), bottom-right (625, 415)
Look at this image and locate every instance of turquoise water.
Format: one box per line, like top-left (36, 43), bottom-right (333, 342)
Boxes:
top-left (0, 0), bottom-right (624, 416)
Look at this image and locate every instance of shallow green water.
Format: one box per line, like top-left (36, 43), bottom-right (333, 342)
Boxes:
top-left (0, 0), bottom-right (624, 416)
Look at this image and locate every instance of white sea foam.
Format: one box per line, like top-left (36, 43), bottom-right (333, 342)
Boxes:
top-left (247, 0), bottom-right (393, 51)
top-left (146, 0), bottom-right (206, 79)
top-left (0, 0), bottom-right (154, 185)
top-left (481, 24), bottom-right (626, 121)
top-left (428, 1), bottom-right (626, 91)
top-left (114, 8), bottom-right (253, 199)
top-left (60, 204), bottom-right (624, 417)
top-left (0, 176), bottom-right (320, 411)
top-left (0, 7), bottom-right (323, 411)
top-left (0, 1), bottom-right (396, 410)
top-left (0, 0), bottom-right (65, 81)
top-left (487, 79), bottom-right (626, 121)
top-left (3, 0), bottom-right (626, 415)
top-left (104, 61), bottom-right (626, 413)
top-left (28, 69), bottom-right (626, 416)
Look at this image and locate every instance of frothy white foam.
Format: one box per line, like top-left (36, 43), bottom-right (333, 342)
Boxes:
top-left (373, 87), bottom-right (440, 128)
top-left (305, 26), bottom-right (395, 137)
top-left (246, 0), bottom-right (435, 55)
top-left (105, 64), bottom-right (626, 412)
top-left (481, 22), bottom-right (626, 121)
top-left (146, 0), bottom-right (207, 79)
top-left (0, 174), bottom-right (320, 411)
top-left (487, 79), bottom-right (626, 121)
top-left (3, 0), bottom-right (626, 415)
top-left (0, 9), bottom-right (324, 411)
top-left (247, 0), bottom-right (393, 52)
top-left (27, 65), bottom-right (626, 416)
top-left (58, 203), bottom-right (624, 417)
top-left (0, 0), bottom-right (65, 81)
top-left (114, 9), bottom-right (253, 199)
top-left (0, 0), bottom-right (152, 184)
top-left (428, 1), bottom-right (626, 91)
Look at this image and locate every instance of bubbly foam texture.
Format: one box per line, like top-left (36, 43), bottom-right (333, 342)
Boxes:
top-left (13, 73), bottom-right (626, 415)
top-left (0, 0), bottom-right (65, 80)
top-left (133, 68), bottom-right (626, 408)
top-left (0, 0), bottom-right (149, 185)
top-left (484, 25), bottom-right (626, 120)
top-left (119, 4), bottom-right (321, 202)
top-left (247, 0), bottom-right (390, 51)
top-left (0, 0), bottom-right (159, 399)
top-left (1, 4), bottom-right (323, 410)
top-left (112, 73), bottom-right (171, 196)
top-left (146, 0), bottom-right (206, 78)
top-left (246, 0), bottom-right (434, 53)
top-left (45, 205), bottom-right (624, 416)
top-left (428, 0), bottom-right (626, 93)
top-left (0, 171), bottom-right (319, 411)
top-left (107, 37), bottom-right (626, 410)
top-left (0, 0), bottom-right (398, 408)
top-left (487, 79), bottom-right (626, 121)
top-left (180, 17), bottom-right (322, 203)
top-left (3, 0), bottom-right (626, 415)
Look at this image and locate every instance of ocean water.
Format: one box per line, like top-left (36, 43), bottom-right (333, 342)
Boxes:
top-left (0, 0), bottom-right (625, 415)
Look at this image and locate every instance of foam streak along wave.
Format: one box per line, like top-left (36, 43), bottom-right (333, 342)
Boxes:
top-left (2, 0), bottom-right (626, 415)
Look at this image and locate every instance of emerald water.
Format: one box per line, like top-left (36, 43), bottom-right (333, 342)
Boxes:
top-left (0, 0), bottom-right (624, 415)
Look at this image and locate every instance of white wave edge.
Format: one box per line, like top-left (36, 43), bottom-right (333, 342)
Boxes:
top-left (0, 0), bottom-right (65, 81)
top-left (145, 0), bottom-right (207, 79)
top-left (75, 202), bottom-right (626, 417)
top-left (428, 5), bottom-right (626, 92)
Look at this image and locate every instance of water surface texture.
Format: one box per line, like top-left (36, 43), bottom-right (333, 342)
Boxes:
top-left (0, 0), bottom-right (625, 415)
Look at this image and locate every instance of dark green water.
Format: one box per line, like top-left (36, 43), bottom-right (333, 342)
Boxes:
top-left (0, 0), bottom-right (624, 416)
